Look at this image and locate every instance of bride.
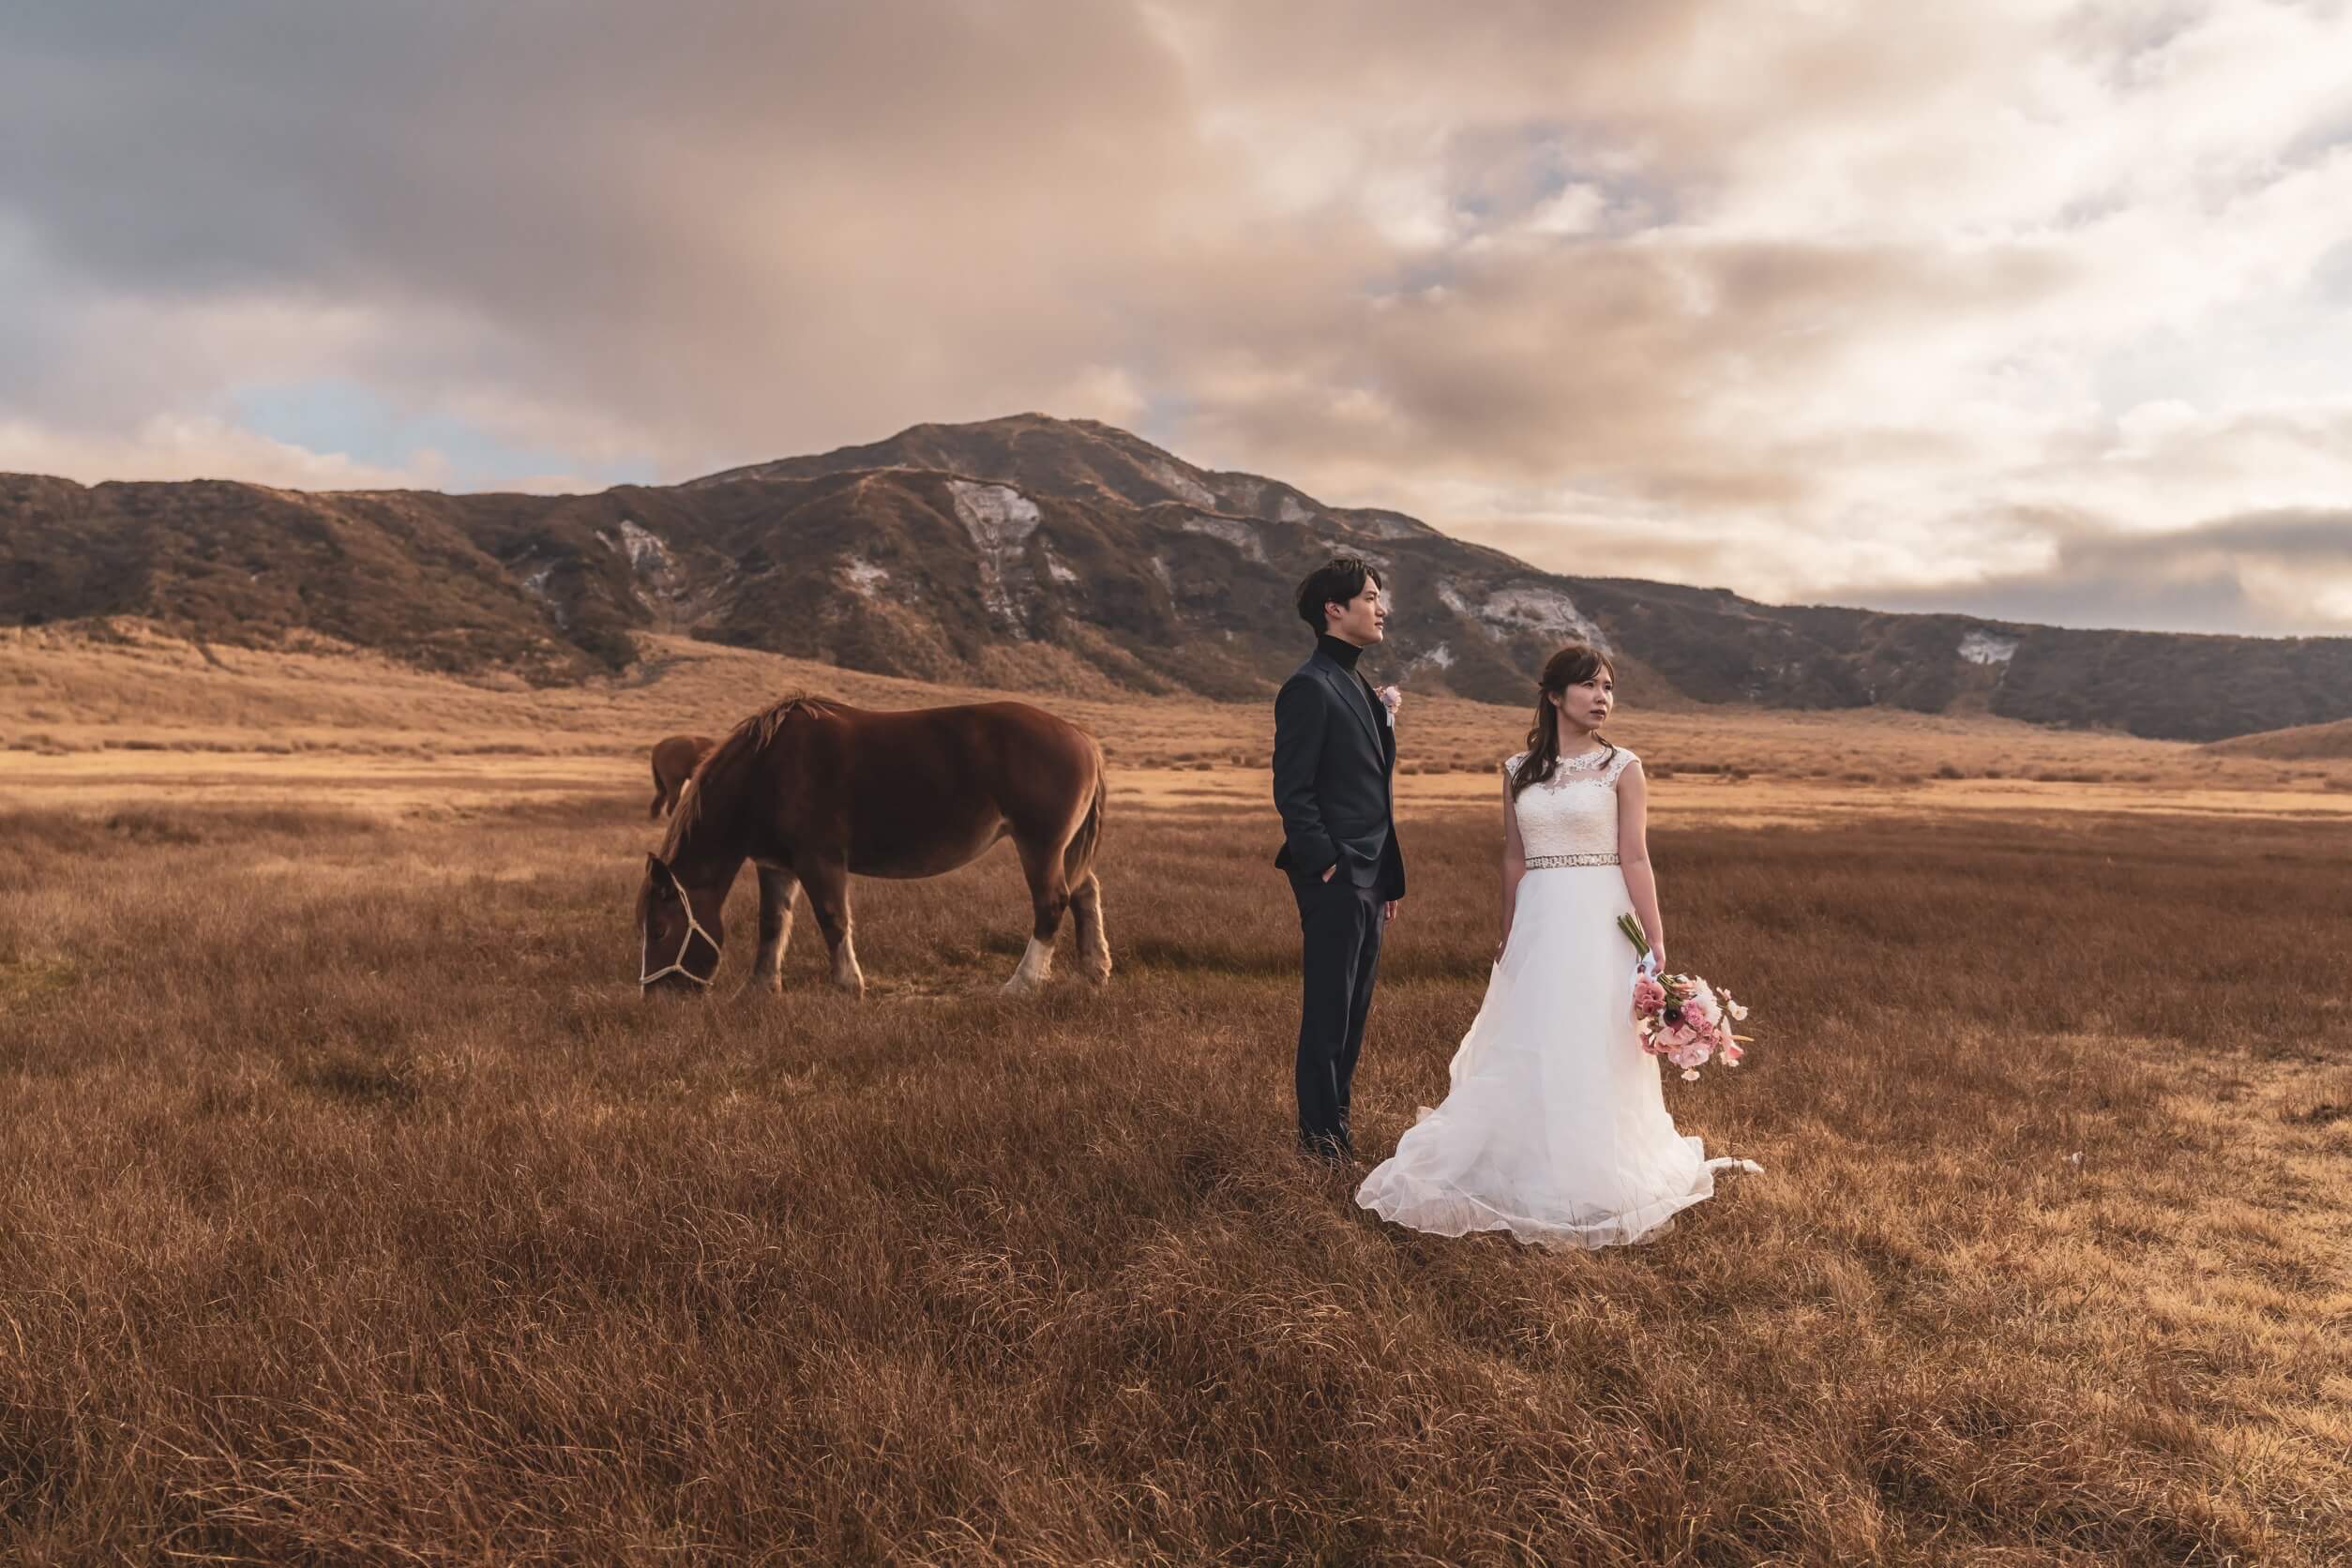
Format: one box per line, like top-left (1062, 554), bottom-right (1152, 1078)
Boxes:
top-left (1355, 643), bottom-right (1759, 1248)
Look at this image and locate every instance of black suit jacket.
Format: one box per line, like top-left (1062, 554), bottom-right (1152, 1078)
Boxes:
top-left (1271, 647), bottom-right (1406, 897)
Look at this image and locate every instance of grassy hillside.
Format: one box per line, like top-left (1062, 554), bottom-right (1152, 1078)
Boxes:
top-left (2205, 716), bottom-right (2352, 760)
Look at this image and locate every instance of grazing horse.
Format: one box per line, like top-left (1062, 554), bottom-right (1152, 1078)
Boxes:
top-left (636, 696), bottom-right (1108, 999)
top-left (647, 732), bottom-right (716, 821)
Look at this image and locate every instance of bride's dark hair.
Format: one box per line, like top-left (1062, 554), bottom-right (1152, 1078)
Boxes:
top-left (1508, 643), bottom-right (1617, 800)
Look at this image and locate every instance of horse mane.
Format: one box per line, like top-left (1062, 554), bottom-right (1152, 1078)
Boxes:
top-left (744, 693), bottom-right (848, 746)
top-left (656, 692), bottom-right (848, 858)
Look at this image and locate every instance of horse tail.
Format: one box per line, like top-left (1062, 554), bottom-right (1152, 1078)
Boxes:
top-left (1064, 749), bottom-right (1107, 876)
top-left (649, 750), bottom-right (669, 821)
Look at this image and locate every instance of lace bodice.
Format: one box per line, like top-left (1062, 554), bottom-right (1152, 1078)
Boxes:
top-left (1506, 746), bottom-right (1636, 865)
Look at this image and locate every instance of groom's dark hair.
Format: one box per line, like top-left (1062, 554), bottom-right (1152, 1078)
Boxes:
top-left (1295, 556), bottom-right (1384, 633)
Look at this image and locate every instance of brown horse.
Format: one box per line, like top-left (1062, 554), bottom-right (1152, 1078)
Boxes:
top-left (636, 696), bottom-right (1108, 999)
top-left (647, 733), bottom-right (716, 820)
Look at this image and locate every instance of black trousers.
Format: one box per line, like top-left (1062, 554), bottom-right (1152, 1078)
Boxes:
top-left (1291, 873), bottom-right (1386, 1157)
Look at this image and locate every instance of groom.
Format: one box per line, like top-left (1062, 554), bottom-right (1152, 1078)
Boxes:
top-left (1273, 556), bottom-right (1407, 1165)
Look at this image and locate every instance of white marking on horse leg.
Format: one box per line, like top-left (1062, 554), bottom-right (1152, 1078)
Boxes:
top-left (830, 927), bottom-right (866, 998)
top-left (1003, 935), bottom-right (1055, 995)
top-left (749, 913), bottom-right (793, 996)
top-left (1074, 876), bottom-right (1110, 983)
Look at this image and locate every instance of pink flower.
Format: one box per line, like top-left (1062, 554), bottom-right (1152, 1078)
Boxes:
top-left (1378, 685), bottom-right (1402, 724)
top-left (1635, 968), bottom-right (1756, 1081)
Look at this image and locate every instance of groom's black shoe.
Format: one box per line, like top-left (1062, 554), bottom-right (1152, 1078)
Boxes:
top-left (1298, 1132), bottom-right (1360, 1171)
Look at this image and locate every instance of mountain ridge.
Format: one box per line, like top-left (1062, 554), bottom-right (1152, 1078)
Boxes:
top-left (6, 413), bottom-right (2350, 742)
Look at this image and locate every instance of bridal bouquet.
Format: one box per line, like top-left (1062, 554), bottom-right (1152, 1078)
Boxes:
top-left (1617, 914), bottom-right (1753, 1080)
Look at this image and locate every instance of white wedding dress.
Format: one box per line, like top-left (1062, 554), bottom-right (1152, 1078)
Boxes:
top-left (1355, 746), bottom-right (1759, 1248)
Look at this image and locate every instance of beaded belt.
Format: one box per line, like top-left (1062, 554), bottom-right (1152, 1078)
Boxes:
top-left (1525, 852), bottom-right (1620, 868)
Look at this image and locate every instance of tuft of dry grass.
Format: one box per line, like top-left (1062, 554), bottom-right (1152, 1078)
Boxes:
top-left (3, 791), bottom-right (2348, 1561)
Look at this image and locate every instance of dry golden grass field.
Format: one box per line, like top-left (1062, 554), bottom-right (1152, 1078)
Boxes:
top-left (4, 626), bottom-right (2351, 1562)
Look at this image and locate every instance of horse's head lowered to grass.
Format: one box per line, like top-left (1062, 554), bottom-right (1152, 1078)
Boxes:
top-left (637, 852), bottom-right (727, 995)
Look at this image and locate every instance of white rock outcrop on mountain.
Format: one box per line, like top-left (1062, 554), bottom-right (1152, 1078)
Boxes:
top-left (949, 480), bottom-right (1044, 633)
top-left (520, 562), bottom-right (570, 628)
top-left (615, 519), bottom-right (669, 572)
top-left (1179, 512), bottom-right (1268, 563)
top-left (1146, 460), bottom-right (1218, 508)
top-left (1959, 629), bottom-right (2019, 665)
top-left (1439, 580), bottom-right (1606, 648)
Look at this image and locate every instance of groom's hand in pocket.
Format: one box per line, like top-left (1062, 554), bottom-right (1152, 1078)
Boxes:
top-left (1384, 899), bottom-right (1399, 923)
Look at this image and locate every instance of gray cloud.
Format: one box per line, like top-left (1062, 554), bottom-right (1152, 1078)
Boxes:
top-left (1, 1), bottom-right (1218, 460)
top-left (1850, 509), bottom-right (2352, 635)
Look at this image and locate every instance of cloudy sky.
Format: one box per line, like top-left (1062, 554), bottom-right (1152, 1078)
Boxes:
top-left (5, 0), bottom-right (2351, 634)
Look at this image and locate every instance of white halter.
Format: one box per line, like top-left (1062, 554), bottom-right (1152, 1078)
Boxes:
top-left (641, 890), bottom-right (720, 988)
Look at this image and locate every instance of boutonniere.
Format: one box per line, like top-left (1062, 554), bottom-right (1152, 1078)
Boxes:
top-left (1377, 685), bottom-right (1402, 729)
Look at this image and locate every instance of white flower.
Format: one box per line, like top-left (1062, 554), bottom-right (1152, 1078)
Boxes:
top-left (1377, 685), bottom-right (1402, 726)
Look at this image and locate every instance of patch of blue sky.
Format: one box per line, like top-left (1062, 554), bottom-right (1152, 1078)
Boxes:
top-left (227, 378), bottom-right (656, 491)
top-left (1134, 386), bottom-right (1198, 448)
top-left (1519, 129), bottom-right (1677, 232)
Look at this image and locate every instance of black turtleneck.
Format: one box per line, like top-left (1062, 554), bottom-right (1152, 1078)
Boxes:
top-left (1316, 633), bottom-right (1365, 671)
top-left (1316, 633), bottom-right (1385, 737)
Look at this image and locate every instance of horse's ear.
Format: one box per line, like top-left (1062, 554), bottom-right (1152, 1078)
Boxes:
top-left (646, 853), bottom-right (678, 895)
